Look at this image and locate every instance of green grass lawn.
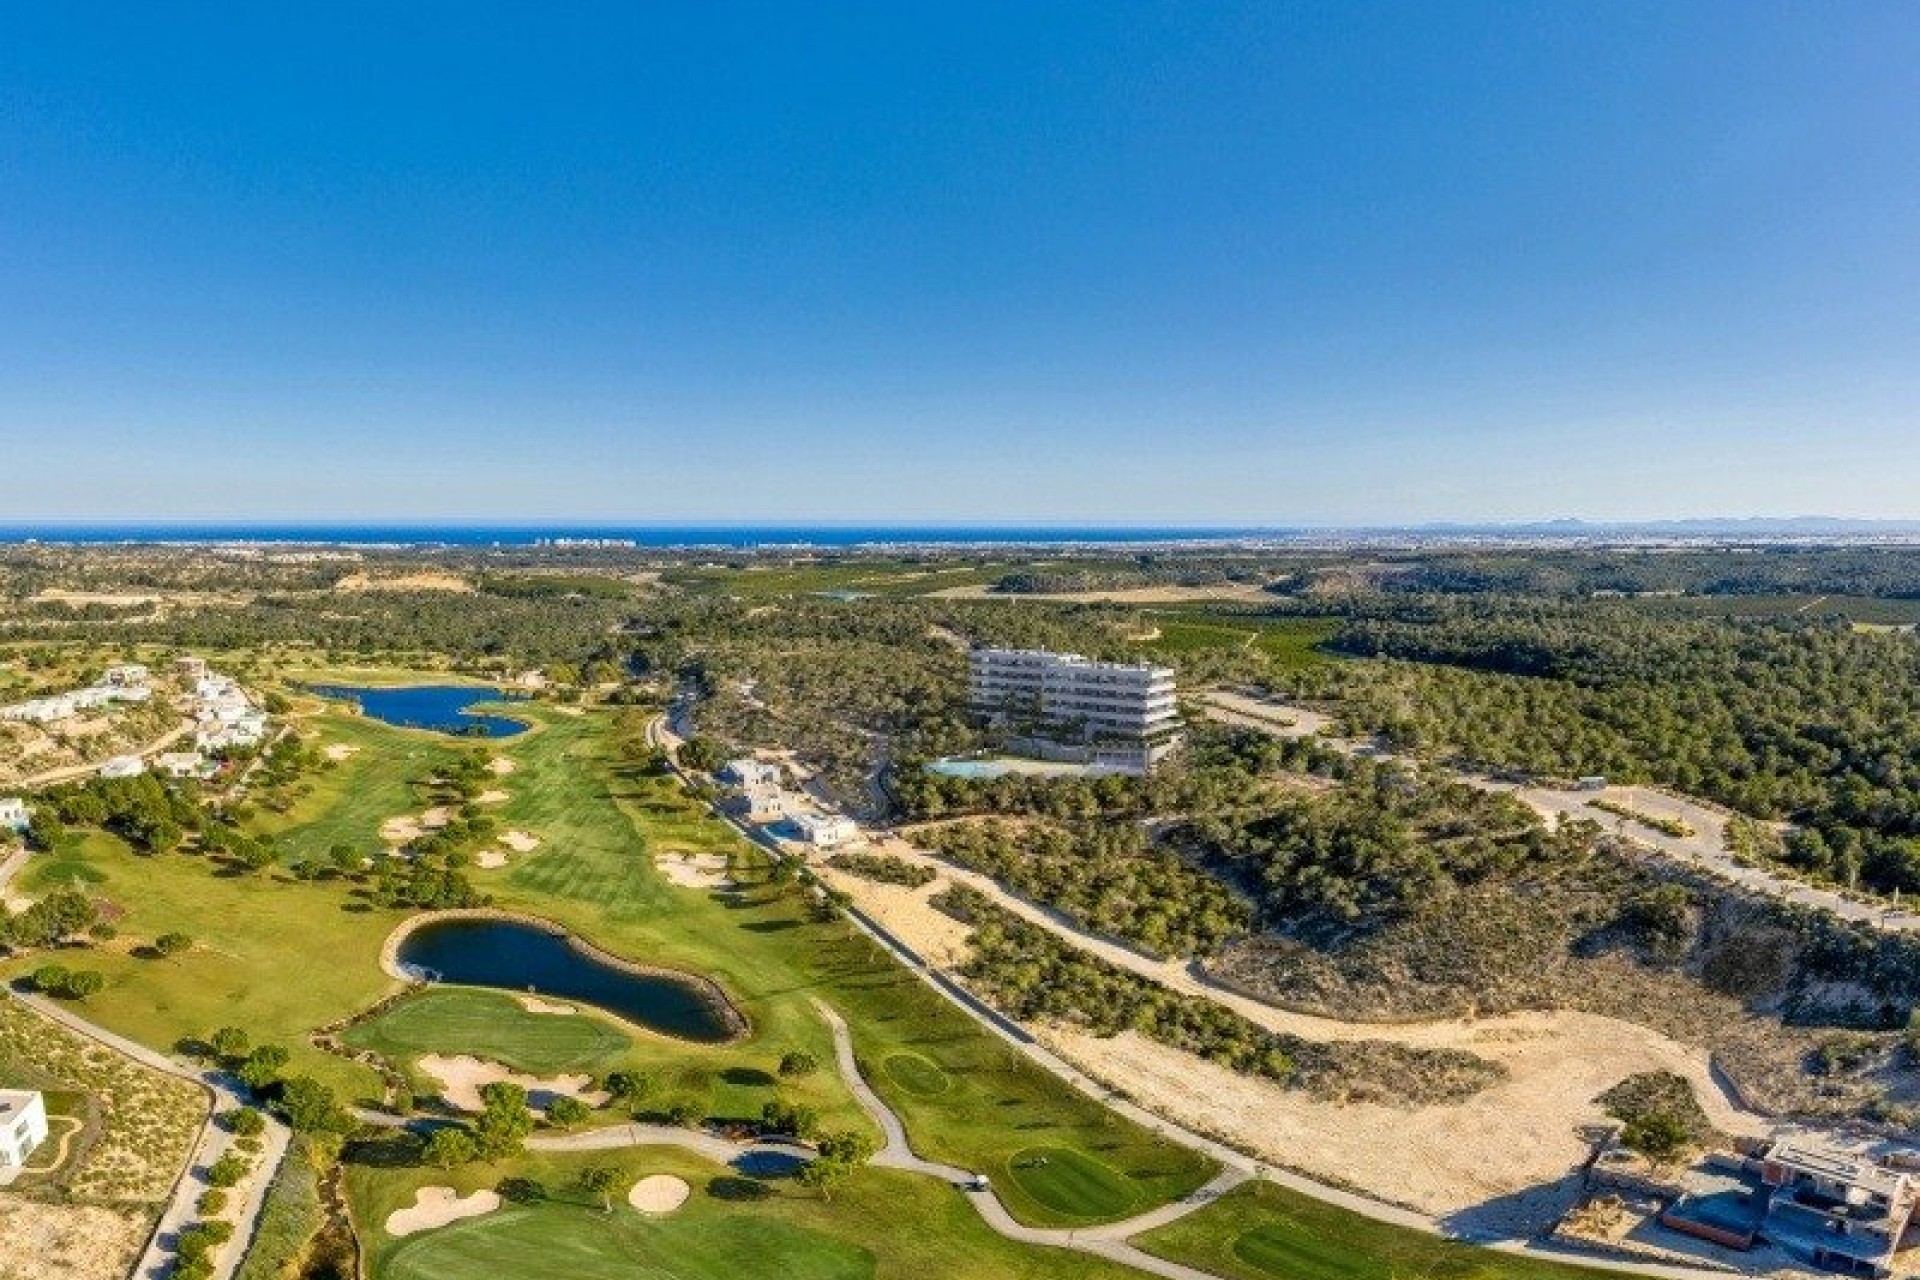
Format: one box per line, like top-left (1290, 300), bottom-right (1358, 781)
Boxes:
top-left (1139, 613), bottom-right (1337, 671)
top-left (879, 1052), bottom-right (950, 1096)
top-left (1005, 1146), bottom-right (1141, 1219)
top-left (353, 1146), bottom-right (1150, 1280)
top-left (1133, 1181), bottom-right (1620, 1280)
top-left (342, 988), bottom-right (632, 1076)
top-left (660, 560), bottom-right (1022, 598)
top-left (0, 824), bottom-right (405, 1099)
top-left (253, 710), bottom-right (468, 864)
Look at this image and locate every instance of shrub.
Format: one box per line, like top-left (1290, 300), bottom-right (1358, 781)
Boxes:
top-left (777, 1051), bottom-right (820, 1078)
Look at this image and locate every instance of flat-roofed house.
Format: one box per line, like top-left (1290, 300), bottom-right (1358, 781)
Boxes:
top-left (98, 754), bottom-right (145, 779)
top-left (719, 758), bottom-right (782, 788)
top-left (0, 797), bottom-right (29, 834)
top-left (1760, 1137), bottom-right (1919, 1277)
top-left (0, 1090), bottom-right (48, 1170)
top-left (788, 811), bottom-right (859, 848)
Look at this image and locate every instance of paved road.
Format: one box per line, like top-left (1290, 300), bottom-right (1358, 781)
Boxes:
top-left (650, 712), bottom-right (1734, 1280)
top-left (1198, 690), bottom-right (1920, 933)
top-left (14, 991), bottom-right (292, 1280)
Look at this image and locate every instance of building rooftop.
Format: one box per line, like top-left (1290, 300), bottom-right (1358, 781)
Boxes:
top-left (0, 1089), bottom-right (41, 1120)
top-left (1769, 1138), bottom-right (1912, 1201)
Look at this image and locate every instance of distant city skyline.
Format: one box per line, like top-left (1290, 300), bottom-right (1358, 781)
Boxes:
top-left (2, 4), bottom-right (1917, 522)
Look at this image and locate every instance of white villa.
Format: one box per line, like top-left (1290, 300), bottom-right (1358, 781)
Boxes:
top-left (788, 811), bottom-right (859, 848)
top-left (720, 758), bottom-right (783, 788)
top-left (0, 1090), bottom-right (48, 1170)
top-left (98, 755), bottom-right (146, 779)
top-left (0, 797), bottom-right (29, 834)
top-left (156, 751), bottom-right (213, 779)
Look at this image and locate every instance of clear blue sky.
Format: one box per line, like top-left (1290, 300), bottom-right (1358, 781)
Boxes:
top-left (2, 3), bottom-right (1917, 524)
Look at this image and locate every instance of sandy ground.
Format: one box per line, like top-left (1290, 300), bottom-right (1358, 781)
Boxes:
top-left (627, 1174), bottom-right (691, 1214)
top-left (821, 845), bottom-right (1767, 1234)
top-left (334, 571), bottom-right (474, 594)
top-left (655, 851), bottom-right (734, 890)
top-left (500, 830), bottom-right (540, 853)
top-left (519, 995), bottom-right (575, 1015)
top-left (322, 742), bottom-right (360, 762)
top-left (489, 756), bottom-right (516, 775)
top-left (474, 850), bottom-right (509, 869)
top-left (0, 1197), bottom-right (149, 1280)
top-left (418, 1054), bottom-right (609, 1112)
top-left (475, 789), bottom-right (510, 805)
top-left (384, 1186), bottom-right (501, 1237)
top-left (380, 806), bottom-right (452, 844)
top-left (1041, 1018), bottom-right (1766, 1235)
top-left (812, 855), bottom-right (972, 966)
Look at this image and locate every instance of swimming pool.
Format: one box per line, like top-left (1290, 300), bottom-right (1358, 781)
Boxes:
top-left (924, 756), bottom-right (1093, 780)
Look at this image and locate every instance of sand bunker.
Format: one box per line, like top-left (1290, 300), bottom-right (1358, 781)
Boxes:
top-left (500, 830), bottom-right (540, 853)
top-left (323, 743), bottom-right (361, 762)
top-left (418, 1055), bottom-right (608, 1113)
top-left (627, 1174), bottom-right (691, 1214)
top-left (519, 995), bottom-right (575, 1016)
top-left (655, 851), bottom-right (734, 890)
top-left (380, 806), bottom-right (452, 844)
top-left (474, 850), bottom-right (509, 869)
top-left (385, 1185), bottom-right (500, 1237)
top-left (489, 757), bottom-right (516, 775)
top-left (475, 789), bottom-right (510, 805)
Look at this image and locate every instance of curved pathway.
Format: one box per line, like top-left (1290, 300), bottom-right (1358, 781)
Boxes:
top-left (14, 990), bottom-right (292, 1280)
top-left (813, 1000), bottom-right (1248, 1280)
top-left (649, 712), bottom-right (1739, 1280)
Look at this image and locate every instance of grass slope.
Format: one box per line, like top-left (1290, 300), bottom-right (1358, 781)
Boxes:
top-left (354, 1147), bottom-right (1147, 1280)
top-left (342, 988), bottom-right (631, 1076)
top-left (1134, 1181), bottom-right (1618, 1280)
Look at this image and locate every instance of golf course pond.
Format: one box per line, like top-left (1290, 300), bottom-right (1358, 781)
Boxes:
top-left (392, 916), bottom-right (743, 1043)
top-left (308, 683), bottom-right (531, 737)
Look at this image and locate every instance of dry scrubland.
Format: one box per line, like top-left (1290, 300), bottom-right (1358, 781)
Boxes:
top-left (0, 1000), bottom-right (207, 1280)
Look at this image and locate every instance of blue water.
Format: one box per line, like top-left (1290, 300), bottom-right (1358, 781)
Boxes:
top-left (396, 918), bottom-right (735, 1042)
top-left (0, 522), bottom-right (1289, 547)
top-left (926, 758), bottom-right (1011, 780)
top-left (308, 684), bottom-right (529, 738)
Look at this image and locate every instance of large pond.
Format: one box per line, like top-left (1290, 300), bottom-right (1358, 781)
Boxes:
top-left (395, 917), bottom-right (738, 1043)
top-left (308, 684), bottom-right (530, 738)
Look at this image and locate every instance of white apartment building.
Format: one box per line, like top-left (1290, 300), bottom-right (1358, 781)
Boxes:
top-left (0, 1091), bottom-right (48, 1170)
top-left (968, 648), bottom-right (1182, 771)
top-left (0, 797), bottom-right (29, 834)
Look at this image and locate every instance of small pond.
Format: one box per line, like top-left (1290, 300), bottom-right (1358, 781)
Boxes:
top-left (395, 917), bottom-right (737, 1043)
top-left (308, 684), bottom-right (530, 738)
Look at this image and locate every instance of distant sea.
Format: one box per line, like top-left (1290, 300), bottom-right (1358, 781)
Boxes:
top-left (0, 523), bottom-right (1288, 549)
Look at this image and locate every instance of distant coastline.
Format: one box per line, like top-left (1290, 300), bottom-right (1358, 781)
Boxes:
top-left (3, 519), bottom-right (1920, 550)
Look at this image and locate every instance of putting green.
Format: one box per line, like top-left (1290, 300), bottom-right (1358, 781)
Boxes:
top-left (343, 988), bottom-right (630, 1076)
top-left (880, 1052), bottom-right (951, 1096)
top-left (1004, 1146), bottom-right (1139, 1221)
top-left (382, 1203), bottom-right (874, 1280)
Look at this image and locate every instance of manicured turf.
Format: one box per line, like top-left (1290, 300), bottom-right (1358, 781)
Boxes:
top-left (384, 1204), bottom-right (873, 1280)
top-left (1004, 1146), bottom-right (1140, 1220)
top-left (880, 1052), bottom-right (950, 1096)
top-left (342, 988), bottom-right (630, 1076)
top-left (353, 1146), bottom-right (1151, 1280)
top-left (1139, 612), bottom-right (1338, 670)
top-left (1134, 1181), bottom-right (1622, 1280)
